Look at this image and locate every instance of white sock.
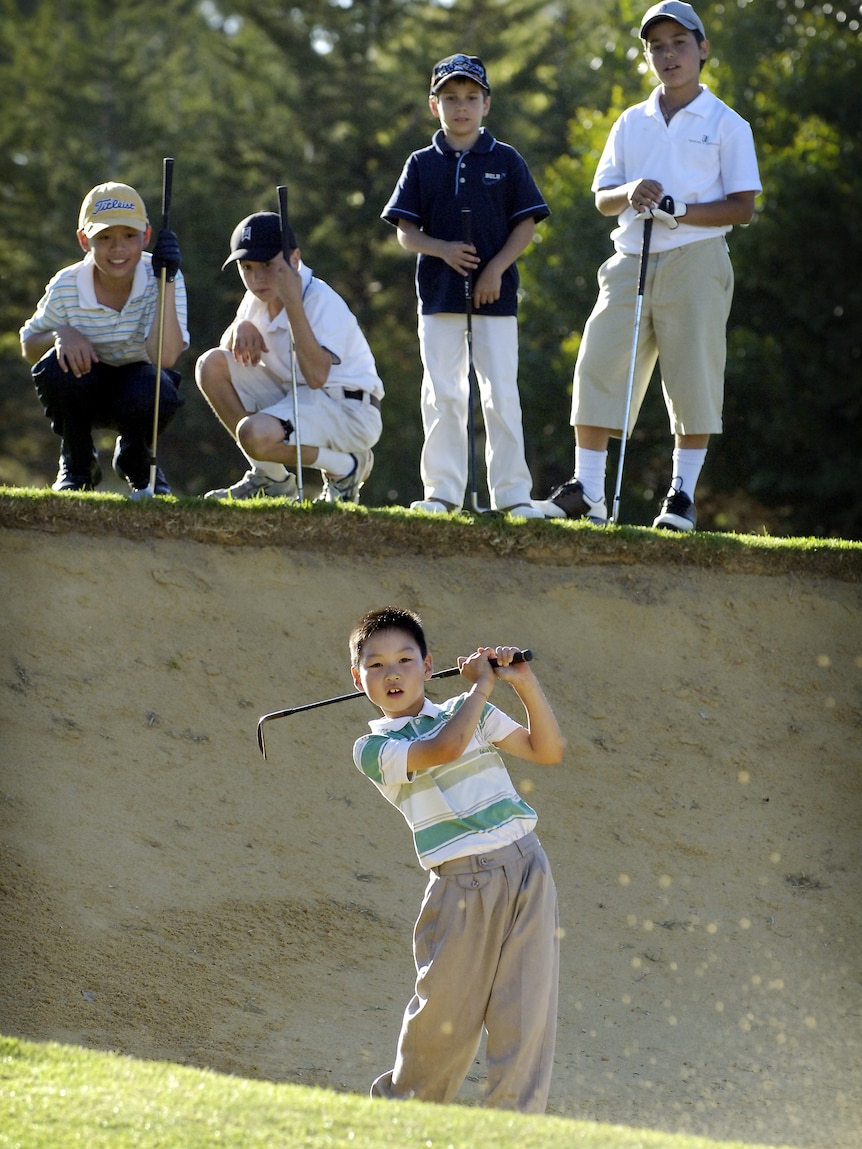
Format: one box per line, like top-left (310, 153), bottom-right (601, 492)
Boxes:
top-left (315, 447), bottom-right (354, 477)
top-left (574, 447), bottom-right (608, 504)
top-left (246, 457), bottom-right (289, 483)
top-left (669, 448), bottom-right (707, 499)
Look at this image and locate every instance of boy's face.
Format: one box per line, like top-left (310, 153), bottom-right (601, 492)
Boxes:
top-left (237, 249), bottom-right (300, 302)
top-left (429, 78), bottom-right (490, 144)
top-left (77, 224), bottom-right (150, 280)
top-left (351, 628), bottom-right (433, 720)
top-left (643, 19), bottom-right (708, 87)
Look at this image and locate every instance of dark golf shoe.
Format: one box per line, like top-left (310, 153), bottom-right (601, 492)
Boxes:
top-left (113, 436), bottom-right (171, 495)
top-left (653, 489), bottom-right (697, 531)
top-left (52, 446), bottom-right (102, 491)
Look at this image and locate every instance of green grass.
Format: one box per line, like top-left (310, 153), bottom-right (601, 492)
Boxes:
top-left (0, 1036), bottom-right (792, 1149)
top-left (1, 487), bottom-right (859, 582)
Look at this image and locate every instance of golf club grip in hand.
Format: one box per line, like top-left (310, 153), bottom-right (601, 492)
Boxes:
top-left (278, 184), bottom-right (290, 259)
top-left (162, 157), bottom-right (173, 229)
top-left (462, 207), bottom-right (472, 245)
top-left (489, 649), bottom-right (532, 667)
top-left (461, 207), bottom-right (473, 307)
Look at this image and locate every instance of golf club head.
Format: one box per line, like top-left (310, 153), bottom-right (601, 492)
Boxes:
top-left (128, 488), bottom-right (154, 501)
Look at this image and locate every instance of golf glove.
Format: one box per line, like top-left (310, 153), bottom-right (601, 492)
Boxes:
top-left (151, 228), bottom-right (182, 282)
top-left (650, 196), bottom-right (687, 229)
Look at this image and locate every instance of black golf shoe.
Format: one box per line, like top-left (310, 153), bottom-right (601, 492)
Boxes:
top-left (542, 477), bottom-right (608, 524)
top-left (653, 489), bottom-right (697, 531)
top-left (52, 446), bottom-right (102, 491)
top-left (112, 436), bottom-right (172, 495)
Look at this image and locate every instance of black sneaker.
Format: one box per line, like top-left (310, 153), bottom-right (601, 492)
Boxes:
top-left (52, 446), bottom-right (102, 491)
top-left (113, 436), bottom-right (171, 495)
top-left (540, 478), bottom-right (608, 524)
top-left (653, 489), bottom-right (697, 531)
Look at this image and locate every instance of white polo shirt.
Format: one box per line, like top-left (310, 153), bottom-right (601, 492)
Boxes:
top-left (20, 252), bottom-right (190, 366)
top-left (594, 86), bottom-right (762, 255)
top-left (227, 261), bottom-right (384, 400)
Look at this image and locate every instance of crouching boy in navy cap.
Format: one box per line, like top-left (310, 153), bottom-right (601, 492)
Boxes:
top-left (196, 211), bottom-right (384, 503)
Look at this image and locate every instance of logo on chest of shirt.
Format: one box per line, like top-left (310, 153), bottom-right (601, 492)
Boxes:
top-left (689, 135), bottom-right (719, 147)
top-left (482, 171), bottom-right (507, 187)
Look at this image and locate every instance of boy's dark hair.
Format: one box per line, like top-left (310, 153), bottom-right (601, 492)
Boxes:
top-left (350, 606), bottom-right (427, 668)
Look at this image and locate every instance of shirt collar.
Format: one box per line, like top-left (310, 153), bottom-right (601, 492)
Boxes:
top-left (432, 126), bottom-right (496, 156)
top-left (367, 697), bottom-right (442, 733)
top-left (77, 252), bottom-right (148, 307)
top-left (647, 85), bottom-right (707, 120)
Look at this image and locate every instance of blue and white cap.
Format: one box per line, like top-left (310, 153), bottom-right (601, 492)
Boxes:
top-left (430, 54), bottom-right (490, 94)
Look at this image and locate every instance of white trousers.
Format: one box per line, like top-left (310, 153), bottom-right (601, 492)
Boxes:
top-left (417, 313), bottom-right (534, 509)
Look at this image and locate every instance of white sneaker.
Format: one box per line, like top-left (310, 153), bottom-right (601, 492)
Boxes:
top-left (317, 450), bottom-right (373, 503)
top-left (205, 469), bottom-right (298, 501)
top-left (410, 499), bottom-right (457, 514)
top-left (503, 502), bottom-right (548, 519)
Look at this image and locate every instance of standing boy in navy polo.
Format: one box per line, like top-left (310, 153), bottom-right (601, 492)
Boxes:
top-left (382, 54), bottom-right (550, 518)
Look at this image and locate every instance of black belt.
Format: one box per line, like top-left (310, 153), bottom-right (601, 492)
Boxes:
top-left (344, 388), bottom-right (381, 410)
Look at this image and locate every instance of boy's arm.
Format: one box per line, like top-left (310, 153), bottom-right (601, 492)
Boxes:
top-left (273, 256), bottom-right (334, 389)
top-left (597, 182), bottom-right (756, 226)
top-left (21, 326), bottom-right (99, 375)
top-left (492, 652), bottom-right (565, 765)
top-left (473, 217), bottom-right (536, 309)
top-left (406, 649), bottom-right (497, 775)
top-left (145, 280), bottom-right (185, 367)
top-left (396, 219), bottom-right (479, 279)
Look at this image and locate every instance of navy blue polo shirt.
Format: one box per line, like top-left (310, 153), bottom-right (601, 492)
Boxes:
top-left (381, 128), bottom-right (549, 316)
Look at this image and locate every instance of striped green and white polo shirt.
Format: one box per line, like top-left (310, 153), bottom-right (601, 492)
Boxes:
top-left (354, 694), bottom-right (538, 870)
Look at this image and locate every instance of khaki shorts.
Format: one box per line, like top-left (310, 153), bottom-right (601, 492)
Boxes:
top-left (571, 236), bottom-right (734, 437)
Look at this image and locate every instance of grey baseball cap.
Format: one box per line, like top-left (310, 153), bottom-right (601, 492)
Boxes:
top-left (640, 2), bottom-right (706, 39)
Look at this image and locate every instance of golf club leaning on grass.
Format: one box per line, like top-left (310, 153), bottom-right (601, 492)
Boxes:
top-left (256, 648), bottom-right (533, 758)
top-left (611, 214), bottom-right (653, 526)
top-left (278, 183), bottom-right (304, 503)
top-left (461, 207), bottom-right (492, 515)
top-left (130, 156), bottom-right (173, 502)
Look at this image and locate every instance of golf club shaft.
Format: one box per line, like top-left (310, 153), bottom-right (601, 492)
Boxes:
top-left (147, 156), bottom-right (173, 493)
top-left (278, 184), bottom-right (304, 502)
top-left (461, 208), bottom-right (489, 513)
top-left (612, 216), bottom-right (653, 524)
top-left (257, 648), bottom-right (533, 757)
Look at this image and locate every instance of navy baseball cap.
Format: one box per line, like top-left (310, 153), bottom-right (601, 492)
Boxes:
top-left (222, 211), bottom-right (297, 269)
top-left (640, 2), bottom-right (706, 39)
top-left (430, 54), bottom-right (490, 94)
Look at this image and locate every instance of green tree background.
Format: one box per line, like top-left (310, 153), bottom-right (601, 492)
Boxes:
top-left (1, 0), bottom-right (859, 537)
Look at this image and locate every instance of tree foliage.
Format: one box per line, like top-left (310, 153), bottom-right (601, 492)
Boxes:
top-left (0, 0), bottom-right (859, 536)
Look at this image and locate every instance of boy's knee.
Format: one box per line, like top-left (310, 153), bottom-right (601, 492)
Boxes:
top-left (195, 347), bottom-right (228, 396)
top-left (237, 413), bottom-right (265, 455)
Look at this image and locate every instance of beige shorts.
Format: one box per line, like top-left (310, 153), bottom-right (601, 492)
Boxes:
top-left (220, 351), bottom-right (381, 452)
top-left (571, 236), bottom-right (734, 437)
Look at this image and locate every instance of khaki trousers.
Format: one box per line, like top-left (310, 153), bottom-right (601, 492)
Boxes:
top-left (371, 832), bottom-right (559, 1113)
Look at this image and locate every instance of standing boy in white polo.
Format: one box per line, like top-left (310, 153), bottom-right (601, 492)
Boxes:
top-left (546, 2), bottom-right (761, 530)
